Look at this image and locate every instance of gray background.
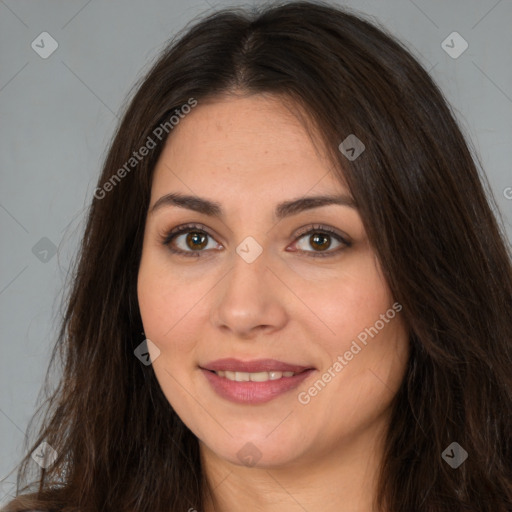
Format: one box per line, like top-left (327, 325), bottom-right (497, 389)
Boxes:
top-left (1, 0), bottom-right (511, 503)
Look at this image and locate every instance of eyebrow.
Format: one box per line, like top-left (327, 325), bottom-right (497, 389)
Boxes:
top-left (150, 192), bottom-right (356, 220)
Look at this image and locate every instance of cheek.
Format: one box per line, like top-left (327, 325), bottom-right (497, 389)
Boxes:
top-left (137, 255), bottom-right (212, 440)
top-left (137, 255), bottom-right (203, 417)
top-left (301, 252), bottom-right (395, 346)
top-left (137, 249), bottom-right (203, 355)
top-left (299, 313), bottom-right (408, 445)
top-left (299, 250), bottom-right (408, 401)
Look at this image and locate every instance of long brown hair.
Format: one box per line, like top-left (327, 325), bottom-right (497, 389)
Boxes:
top-left (3, 1), bottom-right (511, 511)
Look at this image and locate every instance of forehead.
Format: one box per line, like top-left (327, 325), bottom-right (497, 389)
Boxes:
top-left (150, 94), bottom-right (346, 200)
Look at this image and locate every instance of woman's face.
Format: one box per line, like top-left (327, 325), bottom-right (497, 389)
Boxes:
top-left (137, 94), bottom-right (409, 469)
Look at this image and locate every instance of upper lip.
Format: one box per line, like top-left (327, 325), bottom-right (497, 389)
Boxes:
top-left (201, 358), bottom-right (313, 373)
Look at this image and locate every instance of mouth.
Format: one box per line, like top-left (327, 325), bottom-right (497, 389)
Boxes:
top-left (200, 358), bottom-right (315, 404)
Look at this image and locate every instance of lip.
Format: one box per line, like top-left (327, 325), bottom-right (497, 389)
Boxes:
top-left (200, 358), bottom-right (315, 404)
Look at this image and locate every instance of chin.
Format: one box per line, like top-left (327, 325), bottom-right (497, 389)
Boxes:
top-left (196, 424), bottom-right (307, 466)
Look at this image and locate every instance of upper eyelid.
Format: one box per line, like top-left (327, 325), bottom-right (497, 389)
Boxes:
top-left (164, 223), bottom-right (350, 249)
top-left (164, 223), bottom-right (216, 242)
top-left (294, 224), bottom-right (349, 241)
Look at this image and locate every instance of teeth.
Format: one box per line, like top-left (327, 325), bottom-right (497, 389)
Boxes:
top-left (214, 370), bottom-right (297, 382)
top-left (249, 371), bottom-right (270, 382)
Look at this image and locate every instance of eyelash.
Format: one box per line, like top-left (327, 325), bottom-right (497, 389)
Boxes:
top-left (160, 223), bottom-right (352, 258)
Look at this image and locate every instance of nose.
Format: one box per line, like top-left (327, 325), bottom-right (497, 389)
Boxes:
top-left (209, 247), bottom-right (289, 340)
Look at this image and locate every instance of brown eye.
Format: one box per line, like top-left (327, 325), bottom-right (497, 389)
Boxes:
top-left (163, 224), bottom-right (220, 256)
top-left (309, 233), bottom-right (332, 251)
top-left (185, 231), bottom-right (208, 250)
top-left (291, 226), bottom-right (351, 258)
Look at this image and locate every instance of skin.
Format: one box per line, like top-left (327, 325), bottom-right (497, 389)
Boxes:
top-left (137, 93), bottom-right (409, 512)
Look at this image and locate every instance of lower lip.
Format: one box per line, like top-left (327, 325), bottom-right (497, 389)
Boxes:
top-left (201, 368), bottom-right (315, 404)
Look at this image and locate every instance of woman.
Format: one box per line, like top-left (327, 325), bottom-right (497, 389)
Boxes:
top-left (3, 1), bottom-right (511, 511)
